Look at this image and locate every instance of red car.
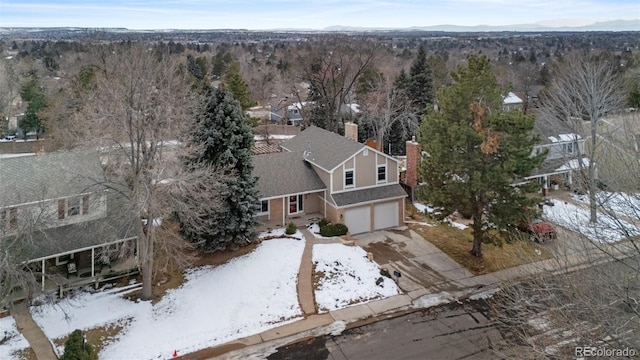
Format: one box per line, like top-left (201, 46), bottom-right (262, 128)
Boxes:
top-left (519, 219), bottom-right (557, 242)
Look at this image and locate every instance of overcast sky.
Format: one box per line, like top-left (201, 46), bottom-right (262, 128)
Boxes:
top-left (1, 0), bottom-right (638, 30)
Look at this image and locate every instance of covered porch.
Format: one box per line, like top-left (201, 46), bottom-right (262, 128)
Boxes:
top-left (255, 190), bottom-right (326, 232)
top-left (13, 236), bottom-right (140, 302)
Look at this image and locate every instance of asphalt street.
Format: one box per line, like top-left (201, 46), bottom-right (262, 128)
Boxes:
top-left (268, 300), bottom-right (505, 360)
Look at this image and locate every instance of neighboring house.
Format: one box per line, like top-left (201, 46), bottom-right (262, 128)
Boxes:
top-left (520, 117), bottom-right (588, 191)
top-left (252, 123), bottom-right (407, 234)
top-left (271, 102), bottom-right (309, 125)
top-left (0, 151), bottom-right (140, 300)
top-left (503, 92), bottom-right (523, 112)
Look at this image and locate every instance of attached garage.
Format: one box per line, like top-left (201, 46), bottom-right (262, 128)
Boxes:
top-left (344, 206), bottom-right (371, 234)
top-left (374, 201), bottom-right (399, 230)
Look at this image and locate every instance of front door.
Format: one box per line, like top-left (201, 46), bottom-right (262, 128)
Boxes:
top-left (288, 194), bottom-right (304, 215)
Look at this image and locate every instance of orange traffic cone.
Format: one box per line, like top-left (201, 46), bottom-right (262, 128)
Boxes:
top-left (172, 349), bottom-right (178, 358)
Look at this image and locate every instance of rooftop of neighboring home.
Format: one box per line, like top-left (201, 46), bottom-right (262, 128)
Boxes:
top-left (0, 151), bottom-right (106, 205)
top-left (503, 91), bottom-right (523, 105)
top-left (533, 115), bottom-right (582, 146)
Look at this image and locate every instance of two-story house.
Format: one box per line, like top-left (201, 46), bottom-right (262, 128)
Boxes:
top-left (0, 151), bottom-right (140, 299)
top-left (521, 117), bottom-right (589, 192)
top-left (252, 124), bottom-right (407, 234)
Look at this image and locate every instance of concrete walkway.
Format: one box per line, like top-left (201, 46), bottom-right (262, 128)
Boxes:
top-left (297, 227), bottom-right (317, 316)
top-left (11, 301), bottom-right (58, 360)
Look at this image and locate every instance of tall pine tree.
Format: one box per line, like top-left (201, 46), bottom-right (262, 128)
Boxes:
top-left (418, 55), bottom-right (545, 258)
top-left (408, 46), bottom-right (434, 117)
top-left (183, 87), bottom-right (258, 251)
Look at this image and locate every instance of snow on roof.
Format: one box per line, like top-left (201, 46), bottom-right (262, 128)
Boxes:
top-left (554, 158), bottom-right (590, 171)
top-left (548, 133), bottom-right (581, 143)
top-left (503, 92), bottom-right (523, 105)
top-left (557, 133), bottom-right (581, 142)
top-left (347, 103), bottom-right (360, 113)
top-left (287, 102), bottom-right (308, 110)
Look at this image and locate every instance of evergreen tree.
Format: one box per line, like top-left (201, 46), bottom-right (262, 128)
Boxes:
top-left (223, 63), bottom-right (255, 111)
top-left (408, 46), bottom-right (434, 117)
top-left (60, 330), bottom-right (98, 360)
top-left (183, 87), bottom-right (258, 251)
top-left (19, 76), bottom-right (46, 137)
top-left (418, 55), bottom-right (545, 258)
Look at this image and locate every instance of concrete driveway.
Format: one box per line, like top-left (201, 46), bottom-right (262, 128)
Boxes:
top-left (355, 227), bottom-right (474, 293)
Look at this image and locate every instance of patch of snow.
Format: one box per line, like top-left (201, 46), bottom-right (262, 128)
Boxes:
top-left (0, 153), bottom-right (36, 159)
top-left (141, 217), bottom-right (162, 227)
top-left (413, 292), bottom-right (454, 309)
top-left (572, 191), bottom-right (640, 219)
top-left (0, 316), bottom-right (30, 360)
top-left (543, 199), bottom-right (640, 243)
top-left (413, 202), bottom-right (440, 214)
top-left (444, 217), bottom-right (468, 230)
top-left (313, 244), bottom-right (400, 312)
top-left (468, 288), bottom-right (500, 300)
top-left (328, 321), bottom-right (347, 336)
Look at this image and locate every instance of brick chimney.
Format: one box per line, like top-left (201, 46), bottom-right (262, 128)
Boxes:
top-left (405, 136), bottom-right (420, 188)
top-left (344, 122), bottom-right (358, 142)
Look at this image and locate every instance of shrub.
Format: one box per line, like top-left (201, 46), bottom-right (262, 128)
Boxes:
top-left (285, 222), bottom-right (297, 235)
top-left (318, 218), bottom-right (330, 228)
top-left (319, 223), bottom-right (349, 237)
top-left (60, 329), bottom-right (98, 360)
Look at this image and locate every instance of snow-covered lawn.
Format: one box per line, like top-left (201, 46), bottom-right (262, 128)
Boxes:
top-left (27, 237), bottom-right (305, 360)
top-left (543, 198), bottom-right (640, 243)
top-left (0, 317), bottom-right (29, 358)
top-left (2, 228), bottom-right (406, 359)
top-left (313, 244), bottom-right (400, 312)
top-left (572, 191), bottom-right (640, 219)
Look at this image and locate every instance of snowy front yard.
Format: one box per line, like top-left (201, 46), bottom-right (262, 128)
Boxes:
top-left (543, 197), bottom-right (640, 243)
top-left (1, 229), bottom-right (402, 360)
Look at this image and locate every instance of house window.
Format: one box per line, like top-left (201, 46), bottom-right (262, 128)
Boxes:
top-left (82, 195), bottom-right (90, 215)
top-left (377, 165), bottom-right (387, 183)
top-left (58, 196), bottom-right (90, 220)
top-left (563, 142), bottom-right (574, 154)
top-left (0, 209), bottom-right (5, 231)
top-left (55, 253), bottom-right (74, 266)
top-left (8, 208), bottom-right (17, 230)
top-left (68, 197), bottom-right (80, 217)
top-left (345, 170), bottom-right (354, 188)
top-left (256, 199), bottom-right (269, 215)
top-left (288, 194), bottom-right (304, 214)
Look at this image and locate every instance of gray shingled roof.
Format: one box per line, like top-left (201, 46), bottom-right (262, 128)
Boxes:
top-left (253, 151), bottom-right (326, 198)
top-left (332, 184), bottom-right (407, 207)
top-left (280, 126), bottom-right (365, 171)
top-left (9, 191), bottom-right (142, 262)
top-left (0, 151), bottom-right (106, 205)
top-left (534, 115), bottom-right (578, 145)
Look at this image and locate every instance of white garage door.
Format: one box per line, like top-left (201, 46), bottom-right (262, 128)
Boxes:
top-left (374, 201), bottom-right (399, 230)
top-left (344, 206), bottom-right (371, 234)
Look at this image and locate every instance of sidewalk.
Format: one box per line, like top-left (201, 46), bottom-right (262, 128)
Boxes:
top-left (11, 225), bottom-right (604, 360)
top-left (192, 228), bottom-right (607, 359)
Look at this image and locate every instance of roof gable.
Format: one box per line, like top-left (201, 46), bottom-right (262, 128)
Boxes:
top-left (253, 151), bottom-right (326, 198)
top-left (280, 126), bottom-right (365, 171)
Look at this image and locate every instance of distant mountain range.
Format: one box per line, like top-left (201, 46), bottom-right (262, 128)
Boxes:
top-left (321, 19), bottom-right (640, 32)
top-left (1, 19), bottom-right (638, 34)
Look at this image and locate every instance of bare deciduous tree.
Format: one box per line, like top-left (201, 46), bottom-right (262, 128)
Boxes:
top-left (359, 72), bottom-right (417, 151)
top-left (57, 44), bottom-right (227, 301)
top-left (538, 53), bottom-right (624, 222)
top-left (296, 37), bottom-right (377, 132)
